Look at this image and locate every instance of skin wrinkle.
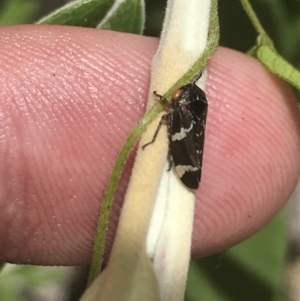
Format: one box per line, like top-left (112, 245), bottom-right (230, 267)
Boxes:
top-left (0, 26), bottom-right (299, 265)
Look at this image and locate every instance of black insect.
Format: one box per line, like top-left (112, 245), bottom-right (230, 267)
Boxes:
top-left (142, 73), bottom-right (208, 190)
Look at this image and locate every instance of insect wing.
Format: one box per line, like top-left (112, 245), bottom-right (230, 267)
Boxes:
top-left (170, 90), bottom-right (208, 189)
top-left (186, 85), bottom-right (208, 119)
top-left (184, 86), bottom-right (208, 169)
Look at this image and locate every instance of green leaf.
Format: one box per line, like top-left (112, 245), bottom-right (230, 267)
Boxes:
top-left (98, 0), bottom-right (145, 34)
top-left (0, 0), bottom-right (39, 25)
top-left (239, 0), bottom-right (300, 97)
top-left (257, 45), bottom-right (300, 91)
top-left (186, 211), bottom-right (286, 301)
top-left (38, 0), bottom-right (145, 34)
top-left (38, 0), bottom-right (115, 27)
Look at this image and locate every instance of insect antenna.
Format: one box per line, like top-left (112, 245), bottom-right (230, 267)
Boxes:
top-left (191, 71), bottom-right (203, 84)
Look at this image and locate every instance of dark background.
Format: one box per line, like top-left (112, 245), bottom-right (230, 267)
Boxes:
top-left (1, 0), bottom-right (300, 63)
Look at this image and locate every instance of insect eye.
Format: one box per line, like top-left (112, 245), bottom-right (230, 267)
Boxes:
top-left (172, 89), bottom-right (183, 101)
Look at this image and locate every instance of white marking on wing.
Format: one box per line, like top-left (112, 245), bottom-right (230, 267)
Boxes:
top-left (172, 122), bottom-right (194, 141)
top-left (175, 165), bottom-right (199, 178)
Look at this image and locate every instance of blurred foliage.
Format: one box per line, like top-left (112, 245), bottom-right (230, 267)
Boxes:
top-left (0, 0), bottom-right (40, 25)
top-left (0, 264), bottom-right (72, 301)
top-left (186, 211), bottom-right (286, 301)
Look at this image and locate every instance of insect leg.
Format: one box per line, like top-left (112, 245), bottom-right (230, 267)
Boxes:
top-left (142, 113), bottom-right (169, 150)
top-left (153, 91), bottom-right (172, 109)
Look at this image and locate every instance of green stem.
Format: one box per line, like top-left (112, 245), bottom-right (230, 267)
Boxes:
top-left (87, 101), bottom-right (163, 285)
top-left (239, 0), bottom-right (266, 36)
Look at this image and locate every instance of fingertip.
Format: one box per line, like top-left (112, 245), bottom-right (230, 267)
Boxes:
top-left (192, 47), bottom-right (300, 256)
top-left (1, 26), bottom-right (299, 263)
top-left (0, 26), bottom-right (158, 264)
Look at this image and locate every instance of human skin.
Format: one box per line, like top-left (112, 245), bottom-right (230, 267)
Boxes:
top-left (0, 25), bottom-right (299, 265)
